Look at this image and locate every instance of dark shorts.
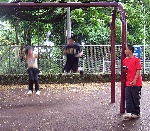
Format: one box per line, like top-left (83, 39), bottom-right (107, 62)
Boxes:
top-left (64, 61), bottom-right (78, 73)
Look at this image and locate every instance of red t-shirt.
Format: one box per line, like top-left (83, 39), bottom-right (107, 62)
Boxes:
top-left (123, 56), bottom-right (142, 86)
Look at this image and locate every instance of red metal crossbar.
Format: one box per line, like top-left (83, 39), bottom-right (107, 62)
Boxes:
top-left (0, 2), bottom-right (118, 7)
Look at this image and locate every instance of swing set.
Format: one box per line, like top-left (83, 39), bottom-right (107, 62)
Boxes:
top-left (0, 1), bottom-right (127, 114)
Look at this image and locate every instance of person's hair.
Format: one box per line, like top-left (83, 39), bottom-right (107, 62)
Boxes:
top-left (127, 44), bottom-right (134, 53)
top-left (25, 46), bottom-right (33, 55)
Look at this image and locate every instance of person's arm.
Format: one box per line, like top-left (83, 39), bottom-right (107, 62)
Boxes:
top-left (34, 49), bottom-right (40, 58)
top-left (130, 70), bottom-right (140, 85)
top-left (122, 66), bottom-right (128, 73)
top-left (78, 45), bottom-right (83, 56)
top-left (34, 54), bottom-right (39, 58)
top-left (122, 59), bottom-right (128, 73)
top-left (32, 47), bottom-right (40, 58)
top-left (77, 50), bottom-right (83, 57)
top-left (22, 48), bottom-right (27, 60)
top-left (130, 58), bottom-right (142, 85)
top-left (75, 45), bottom-right (83, 57)
top-left (63, 45), bottom-right (67, 55)
top-left (63, 49), bottom-right (67, 55)
top-left (134, 70), bottom-right (141, 80)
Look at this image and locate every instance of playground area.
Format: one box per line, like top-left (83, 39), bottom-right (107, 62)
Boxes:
top-left (0, 1), bottom-right (149, 131)
top-left (0, 82), bottom-right (150, 131)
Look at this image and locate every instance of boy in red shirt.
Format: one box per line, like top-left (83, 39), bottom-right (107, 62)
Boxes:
top-left (122, 45), bottom-right (142, 119)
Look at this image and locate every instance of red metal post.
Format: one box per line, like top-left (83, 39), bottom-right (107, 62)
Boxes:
top-left (118, 3), bottom-right (127, 114)
top-left (111, 7), bottom-right (117, 103)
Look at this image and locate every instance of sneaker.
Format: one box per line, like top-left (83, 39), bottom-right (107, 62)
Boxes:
top-left (131, 114), bottom-right (140, 119)
top-left (122, 113), bottom-right (132, 119)
top-left (27, 90), bottom-right (32, 96)
top-left (123, 113), bottom-right (140, 120)
top-left (36, 90), bottom-right (40, 96)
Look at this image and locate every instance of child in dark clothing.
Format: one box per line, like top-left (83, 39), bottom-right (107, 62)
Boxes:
top-left (63, 37), bottom-right (83, 74)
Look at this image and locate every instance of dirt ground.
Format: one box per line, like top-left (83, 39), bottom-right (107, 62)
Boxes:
top-left (0, 82), bottom-right (150, 131)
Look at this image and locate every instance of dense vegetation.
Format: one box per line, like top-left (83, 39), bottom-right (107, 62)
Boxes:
top-left (0, 0), bottom-right (149, 46)
top-left (0, 0), bottom-right (149, 75)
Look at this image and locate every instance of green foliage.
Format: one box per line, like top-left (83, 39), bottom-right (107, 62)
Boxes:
top-left (39, 46), bottom-right (63, 74)
top-left (71, 7), bottom-right (111, 44)
top-left (0, 21), bottom-right (16, 45)
top-left (0, 45), bottom-right (26, 74)
top-left (0, 0), bottom-right (149, 45)
top-left (124, 3), bottom-right (144, 44)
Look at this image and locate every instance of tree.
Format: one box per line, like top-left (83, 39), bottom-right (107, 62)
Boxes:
top-left (0, 0), bottom-right (149, 45)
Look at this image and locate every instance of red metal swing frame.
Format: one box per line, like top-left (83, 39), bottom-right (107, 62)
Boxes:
top-left (0, 1), bottom-right (127, 113)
